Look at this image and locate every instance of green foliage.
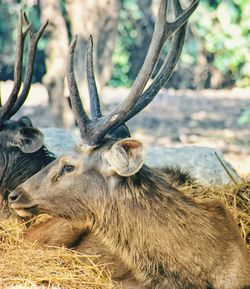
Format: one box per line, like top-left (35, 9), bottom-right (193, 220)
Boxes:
top-left (110, 0), bottom-right (250, 88)
top-left (0, 0), bottom-right (249, 88)
top-left (188, 0), bottom-right (250, 87)
top-left (0, 2), bottom-right (19, 79)
top-left (109, 0), bottom-right (141, 87)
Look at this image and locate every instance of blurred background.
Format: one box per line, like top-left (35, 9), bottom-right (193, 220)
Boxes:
top-left (0, 0), bottom-right (250, 175)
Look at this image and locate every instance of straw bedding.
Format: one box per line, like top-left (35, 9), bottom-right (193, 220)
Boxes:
top-left (0, 217), bottom-right (116, 289)
top-left (0, 181), bottom-right (249, 288)
top-left (180, 181), bottom-right (250, 246)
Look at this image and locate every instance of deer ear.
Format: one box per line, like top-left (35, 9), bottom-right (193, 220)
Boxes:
top-left (9, 128), bottom-right (44, 153)
top-left (105, 138), bottom-right (145, 176)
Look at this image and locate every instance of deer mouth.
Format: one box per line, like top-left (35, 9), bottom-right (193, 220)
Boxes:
top-left (10, 203), bottom-right (39, 217)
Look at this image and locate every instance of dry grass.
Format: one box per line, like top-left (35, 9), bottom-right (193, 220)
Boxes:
top-left (0, 217), bottom-right (117, 289)
top-left (0, 181), bottom-right (249, 288)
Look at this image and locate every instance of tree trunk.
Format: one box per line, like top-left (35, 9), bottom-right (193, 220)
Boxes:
top-left (40, 0), bottom-right (73, 127)
top-left (66, 0), bottom-right (120, 111)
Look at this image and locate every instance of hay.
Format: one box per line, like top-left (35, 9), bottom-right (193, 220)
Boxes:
top-left (179, 181), bottom-right (250, 246)
top-left (0, 182), bottom-right (249, 288)
top-left (0, 217), bottom-right (117, 289)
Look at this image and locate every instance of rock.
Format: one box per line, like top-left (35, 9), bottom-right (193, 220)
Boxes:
top-left (41, 128), bottom-right (77, 156)
top-left (146, 146), bottom-right (241, 186)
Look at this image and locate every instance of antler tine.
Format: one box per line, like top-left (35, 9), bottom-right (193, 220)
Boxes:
top-left (86, 35), bottom-right (102, 120)
top-left (67, 35), bottom-right (91, 140)
top-left (106, 0), bottom-right (199, 115)
top-left (126, 24), bottom-right (187, 121)
top-left (165, 0), bottom-right (199, 39)
top-left (172, 0), bottom-right (183, 17)
top-left (118, 0), bottom-right (169, 107)
top-left (0, 11), bottom-right (30, 121)
top-left (7, 12), bottom-right (49, 119)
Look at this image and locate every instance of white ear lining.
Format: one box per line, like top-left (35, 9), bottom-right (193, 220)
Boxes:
top-left (104, 138), bottom-right (145, 177)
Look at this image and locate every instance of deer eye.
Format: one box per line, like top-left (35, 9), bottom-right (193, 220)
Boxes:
top-left (61, 164), bottom-right (75, 174)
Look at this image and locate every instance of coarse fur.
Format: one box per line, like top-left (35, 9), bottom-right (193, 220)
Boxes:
top-left (0, 117), bottom-right (55, 218)
top-left (10, 138), bottom-right (250, 289)
top-left (159, 166), bottom-right (194, 186)
top-left (24, 217), bottom-right (145, 288)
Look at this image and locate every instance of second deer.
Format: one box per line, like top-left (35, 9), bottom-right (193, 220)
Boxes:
top-left (9, 0), bottom-right (250, 288)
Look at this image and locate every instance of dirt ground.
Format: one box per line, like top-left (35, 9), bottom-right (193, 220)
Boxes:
top-left (2, 81), bottom-right (250, 176)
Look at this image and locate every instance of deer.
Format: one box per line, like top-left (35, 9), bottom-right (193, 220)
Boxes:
top-left (9, 0), bottom-right (250, 288)
top-left (0, 11), bottom-right (57, 219)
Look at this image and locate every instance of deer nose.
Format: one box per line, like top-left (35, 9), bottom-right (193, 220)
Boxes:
top-left (8, 190), bottom-right (22, 203)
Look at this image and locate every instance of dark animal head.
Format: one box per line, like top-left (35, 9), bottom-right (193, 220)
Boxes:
top-left (0, 116), bottom-right (55, 202)
top-left (0, 116), bottom-right (44, 154)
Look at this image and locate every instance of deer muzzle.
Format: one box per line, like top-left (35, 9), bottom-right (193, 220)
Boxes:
top-left (8, 188), bottom-right (38, 217)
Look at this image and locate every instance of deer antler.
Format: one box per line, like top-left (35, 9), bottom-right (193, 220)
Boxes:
top-left (0, 11), bottom-right (30, 119)
top-left (86, 35), bottom-right (102, 120)
top-left (0, 10), bottom-right (48, 122)
top-left (67, 0), bottom-right (199, 146)
top-left (125, 23), bottom-right (187, 121)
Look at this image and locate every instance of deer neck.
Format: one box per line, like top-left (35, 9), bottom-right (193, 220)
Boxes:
top-left (89, 165), bottom-right (201, 285)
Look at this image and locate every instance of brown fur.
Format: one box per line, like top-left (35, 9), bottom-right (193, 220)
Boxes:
top-left (10, 139), bottom-right (250, 289)
top-left (23, 165), bottom-right (194, 288)
top-left (24, 218), bottom-right (146, 289)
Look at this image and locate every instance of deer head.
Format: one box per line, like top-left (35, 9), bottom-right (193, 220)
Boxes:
top-left (0, 11), bottom-right (48, 153)
top-left (8, 0), bottom-right (198, 218)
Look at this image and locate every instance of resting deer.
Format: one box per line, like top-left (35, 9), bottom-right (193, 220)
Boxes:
top-left (9, 0), bottom-right (250, 288)
top-left (0, 11), bottom-right (56, 218)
